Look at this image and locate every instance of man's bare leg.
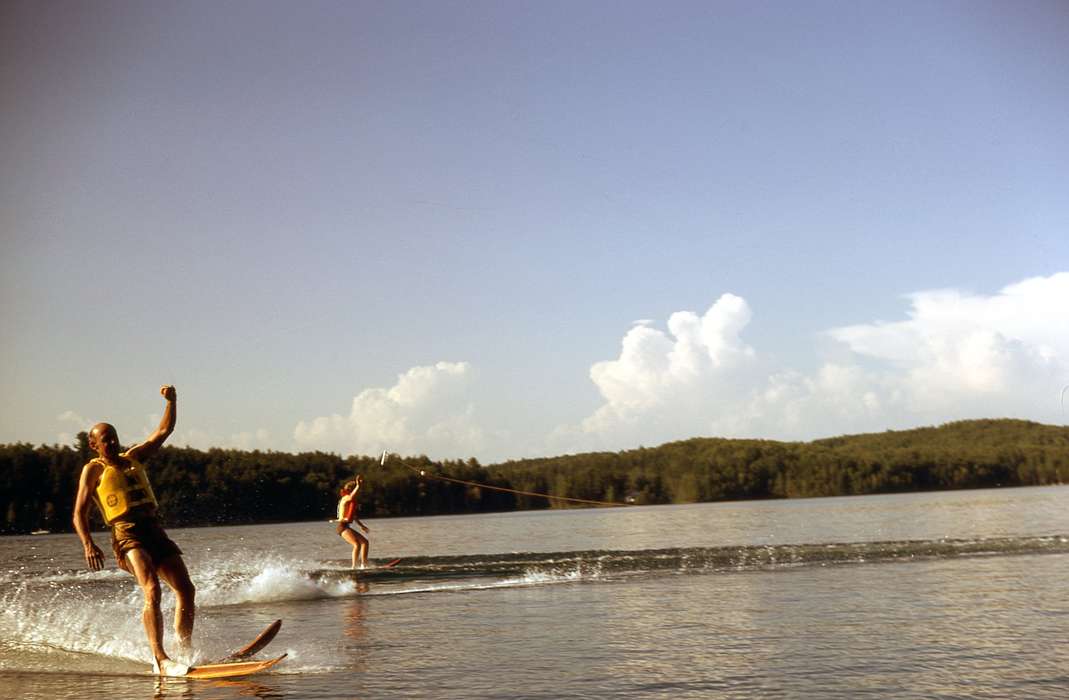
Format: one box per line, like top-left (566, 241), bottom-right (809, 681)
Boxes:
top-left (125, 549), bottom-right (168, 666)
top-left (356, 533), bottom-right (369, 567)
top-left (340, 528), bottom-right (361, 569)
top-left (157, 554), bottom-right (196, 650)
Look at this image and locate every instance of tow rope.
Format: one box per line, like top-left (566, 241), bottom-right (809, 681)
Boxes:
top-left (382, 451), bottom-right (633, 508)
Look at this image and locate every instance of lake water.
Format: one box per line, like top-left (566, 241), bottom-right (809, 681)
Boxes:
top-left (5, 485), bottom-right (1069, 698)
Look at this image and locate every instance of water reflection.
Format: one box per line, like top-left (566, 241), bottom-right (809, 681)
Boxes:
top-left (344, 582), bottom-right (370, 642)
top-left (153, 676), bottom-right (285, 699)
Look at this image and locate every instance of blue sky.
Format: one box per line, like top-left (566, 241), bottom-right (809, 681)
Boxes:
top-left (2, 1), bottom-right (1067, 462)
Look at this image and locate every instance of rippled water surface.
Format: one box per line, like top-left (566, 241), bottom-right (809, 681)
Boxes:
top-left (5, 485), bottom-right (1069, 698)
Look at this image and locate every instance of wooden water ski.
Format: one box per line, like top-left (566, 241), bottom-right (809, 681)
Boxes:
top-left (184, 653), bottom-right (287, 680)
top-left (219, 619), bottom-right (282, 661)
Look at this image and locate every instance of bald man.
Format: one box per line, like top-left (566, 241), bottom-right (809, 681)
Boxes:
top-left (73, 385), bottom-right (195, 676)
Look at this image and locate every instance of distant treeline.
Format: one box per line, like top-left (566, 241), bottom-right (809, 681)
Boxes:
top-left (2, 419), bottom-right (1068, 534)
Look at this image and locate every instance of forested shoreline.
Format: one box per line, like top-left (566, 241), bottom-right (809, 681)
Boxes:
top-left (2, 418), bottom-right (1067, 535)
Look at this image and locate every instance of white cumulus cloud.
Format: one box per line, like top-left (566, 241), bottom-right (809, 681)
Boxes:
top-left (58, 410), bottom-right (89, 427)
top-left (294, 361), bottom-right (484, 459)
top-left (56, 410), bottom-right (91, 446)
top-left (566, 293), bottom-right (765, 450)
top-left (825, 272), bottom-right (1068, 423)
top-left (227, 429), bottom-right (273, 451)
top-left (561, 273), bottom-right (1069, 453)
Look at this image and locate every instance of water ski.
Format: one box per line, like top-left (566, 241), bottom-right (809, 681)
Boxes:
top-left (184, 654), bottom-right (287, 680)
top-left (219, 619), bottom-right (282, 661)
top-left (350, 558), bottom-right (400, 572)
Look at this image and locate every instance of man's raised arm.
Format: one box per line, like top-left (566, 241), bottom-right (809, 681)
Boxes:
top-left (127, 385), bottom-right (177, 462)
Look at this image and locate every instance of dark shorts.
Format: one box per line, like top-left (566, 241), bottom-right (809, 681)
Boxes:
top-left (110, 517), bottom-right (182, 573)
top-left (336, 520), bottom-right (367, 540)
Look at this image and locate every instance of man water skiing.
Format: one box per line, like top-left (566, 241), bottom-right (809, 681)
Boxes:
top-left (73, 385), bottom-right (195, 676)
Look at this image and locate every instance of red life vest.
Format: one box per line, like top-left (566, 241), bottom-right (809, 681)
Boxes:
top-left (342, 498), bottom-right (356, 521)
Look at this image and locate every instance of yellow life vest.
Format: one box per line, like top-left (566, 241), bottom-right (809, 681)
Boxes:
top-left (93, 452), bottom-right (158, 525)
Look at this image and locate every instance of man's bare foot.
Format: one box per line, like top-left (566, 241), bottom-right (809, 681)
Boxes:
top-left (152, 657), bottom-right (190, 677)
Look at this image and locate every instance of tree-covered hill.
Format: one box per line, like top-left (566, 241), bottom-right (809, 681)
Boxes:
top-left (2, 419), bottom-right (1067, 534)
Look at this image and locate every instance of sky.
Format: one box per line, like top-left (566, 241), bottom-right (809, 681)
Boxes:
top-left (2, 0), bottom-right (1067, 463)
